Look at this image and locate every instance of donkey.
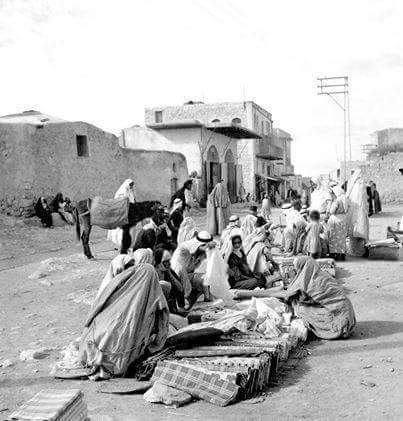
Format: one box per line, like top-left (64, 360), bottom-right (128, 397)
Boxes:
top-left (74, 199), bottom-right (161, 258)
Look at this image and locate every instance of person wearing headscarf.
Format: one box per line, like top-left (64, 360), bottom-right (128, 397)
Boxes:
top-left (34, 197), bottom-right (52, 228)
top-left (240, 214), bottom-right (257, 241)
top-left (372, 183), bottom-right (382, 214)
top-left (206, 181), bottom-right (231, 235)
top-left (167, 198), bottom-right (184, 245)
top-left (154, 248), bottom-right (186, 315)
top-left (177, 217), bottom-right (197, 245)
top-left (327, 184), bottom-right (349, 261)
top-left (261, 193), bottom-right (271, 220)
top-left (107, 179), bottom-right (136, 247)
top-left (282, 203), bottom-right (307, 253)
top-left (170, 180), bottom-right (193, 211)
top-left (80, 262), bottom-right (169, 380)
top-left (310, 176), bottom-right (332, 218)
top-left (243, 218), bottom-right (277, 275)
top-left (170, 231), bottom-right (214, 307)
top-left (281, 257), bottom-right (355, 339)
top-left (132, 206), bottom-right (165, 251)
top-left (224, 233), bottom-right (266, 290)
top-left (346, 169), bottom-right (369, 257)
top-left (221, 215), bottom-right (241, 244)
top-left (49, 192), bottom-right (74, 225)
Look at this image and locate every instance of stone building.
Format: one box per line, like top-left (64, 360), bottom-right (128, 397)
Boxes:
top-left (137, 120), bottom-right (260, 203)
top-left (0, 111), bottom-right (188, 216)
top-left (328, 154), bottom-right (403, 205)
top-left (145, 101), bottom-right (295, 201)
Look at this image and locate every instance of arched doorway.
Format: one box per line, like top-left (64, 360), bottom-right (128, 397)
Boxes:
top-left (224, 149), bottom-right (237, 202)
top-left (206, 145), bottom-right (220, 194)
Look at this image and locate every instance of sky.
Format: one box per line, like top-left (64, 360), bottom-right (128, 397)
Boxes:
top-left (1, 0), bottom-right (403, 176)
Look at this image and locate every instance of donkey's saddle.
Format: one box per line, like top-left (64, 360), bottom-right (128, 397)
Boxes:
top-left (90, 196), bottom-right (129, 229)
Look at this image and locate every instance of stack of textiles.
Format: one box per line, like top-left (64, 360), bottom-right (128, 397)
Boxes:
top-left (273, 256), bottom-right (336, 281)
top-left (10, 389), bottom-right (87, 421)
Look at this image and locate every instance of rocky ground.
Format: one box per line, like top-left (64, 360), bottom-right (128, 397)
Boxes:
top-left (0, 205), bottom-right (402, 421)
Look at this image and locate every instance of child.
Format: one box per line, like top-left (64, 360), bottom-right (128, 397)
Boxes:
top-left (304, 210), bottom-right (323, 259)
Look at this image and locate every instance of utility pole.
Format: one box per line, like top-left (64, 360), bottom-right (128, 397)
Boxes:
top-left (317, 76), bottom-right (351, 183)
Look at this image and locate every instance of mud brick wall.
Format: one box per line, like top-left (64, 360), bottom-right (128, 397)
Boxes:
top-left (360, 152), bottom-right (403, 204)
top-left (0, 122), bottom-right (188, 216)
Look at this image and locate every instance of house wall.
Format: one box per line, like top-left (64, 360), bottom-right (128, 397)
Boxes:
top-left (0, 122), bottom-right (188, 215)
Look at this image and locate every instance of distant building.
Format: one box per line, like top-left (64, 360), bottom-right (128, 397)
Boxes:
top-left (140, 119), bottom-right (260, 202)
top-left (0, 111), bottom-right (188, 215)
top-left (144, 101), bottom-right (295, 201)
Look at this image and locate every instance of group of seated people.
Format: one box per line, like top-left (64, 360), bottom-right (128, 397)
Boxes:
top-left (79, 201), bottom-right (356, 379)
top-left (34, 192), bottom-right (75, 227)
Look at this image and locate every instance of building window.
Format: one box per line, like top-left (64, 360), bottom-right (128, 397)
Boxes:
top-left (261, 121), bottom-right (265, 135)
top-left (76, 135), bottom-right (89, 157)
top-left (172, 162), bottom-right (176, 172)
top-left (232, 117), bottom-right (241, 125)
top-left (211, 118), bottom-right (221, 123)
top-left (155, 111), bottom-right (163, 123)
top-left (267, 165), bottom-right (271, 176)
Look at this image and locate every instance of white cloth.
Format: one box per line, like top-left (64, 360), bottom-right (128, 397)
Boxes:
top-left (310, 176), bottom-right (332, 213)
top-left (240, 215), bottom-right (257, 241)
top-left (133, 248), bottom-right (154, 265)
top-left (346, 170), bottom-right (369, 240)
top-left (261, 198), bottom-right (271, 220)
top-left (96, 254), bottom-right (134, 299)
top-left (177, 217), bottom-right (196, 245)
top-left (107, 179), bottom-right (136, 245)
top-left (204, 247), bottom-right (233, 305)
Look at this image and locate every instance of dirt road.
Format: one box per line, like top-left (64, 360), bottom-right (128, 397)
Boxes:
top-left (0, 206), bottom-right (402, 420)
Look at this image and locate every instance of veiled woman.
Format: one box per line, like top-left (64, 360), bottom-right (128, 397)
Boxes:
top-left (269, 257), bottom-right (355, 340)
top-left (80, 262), bottom-right (169, 380)
top-left (327, 185), bottom-right (349, 261)
top-left (107, 179), bottom-right (136, 247)
top-left (346, 170), bottom-right (369, 257)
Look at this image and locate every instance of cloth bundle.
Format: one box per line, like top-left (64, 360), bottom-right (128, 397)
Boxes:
top-left (90, 196), bottom-right (129, 229)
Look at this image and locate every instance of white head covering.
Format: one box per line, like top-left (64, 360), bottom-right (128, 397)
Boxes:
top-left (133, 248), bottom-right (154, 265)
top-left (177, 217), bottom-right (197, 244)
top-left (114, 179), bottom-right (136, 203)
top-left (221, 230), bottom-right (243, 263)
top-left (170, 198), bottom-right (183, 214)
top-left (240, 214), bottom-right (257, 240)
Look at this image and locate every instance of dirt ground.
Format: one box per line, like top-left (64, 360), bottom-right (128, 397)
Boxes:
top-left (0, 205), bottom-right (402, 421)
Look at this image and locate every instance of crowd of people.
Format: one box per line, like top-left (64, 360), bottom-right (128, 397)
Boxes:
top-left (75, 175), bottom-right (359, 379)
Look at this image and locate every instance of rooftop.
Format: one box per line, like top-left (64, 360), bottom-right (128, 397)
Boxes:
top-left (0, 110), bottom-right (66, 125)
top-left (147, 120), bottom-right (261, 139)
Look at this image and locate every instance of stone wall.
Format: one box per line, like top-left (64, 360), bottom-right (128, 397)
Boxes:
top-left (0, 122), bottom-right (188, 216)
top-left (359, 152), bottom-right (403, 205)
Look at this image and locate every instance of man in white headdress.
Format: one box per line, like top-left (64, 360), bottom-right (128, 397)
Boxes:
top-left (107, 179), bottom-right (136, 248)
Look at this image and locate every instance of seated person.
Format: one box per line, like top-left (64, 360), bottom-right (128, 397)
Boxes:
top-left (221, 215), bottom-right (241, 244)
top-left (154, 248), bottom-right (186, 315)
top-left (50, 192), bottom-right (74, 225)
top-left (34, 197), bottom-right (52, 228)
top-left (268, 256), bottom-right (356, 340)
top-left (171, 231), bottom-right (214, 308)
top-left (225, 234), bottom-right (266, 290)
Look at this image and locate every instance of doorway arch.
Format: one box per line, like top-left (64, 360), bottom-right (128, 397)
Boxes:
top-left (206, 145), bottom-right (220, 193)
top-left (224, 149), bottom-right (236, 202)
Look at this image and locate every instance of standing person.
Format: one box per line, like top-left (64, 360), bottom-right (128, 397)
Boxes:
top-left (167, 198), bottom-right (184, 245)
top-left (170, 180), bottom-right (193, 212)
top-left (304, 210), bottom-right (323, 259)
top-left (310, 176), bottom-right (332, 219)
top-left (238, 182), bottom-right (246, 203)
top-left (373, 183), bottom-right (382, 214)
top-left (34, 197), bottom-right (52, 228)
top-left (261, 193), bottom-right (271, 220)
top-left (346, 169), bottom-right (369, 257)
top-left (366, 184), bottom-right (374, 217)
top-left (206, 181), bottom-right (231, 236)
top-left (327, 185), bottom-right (349, 261)
top-left (107, 179), bottom-right (136, 248)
